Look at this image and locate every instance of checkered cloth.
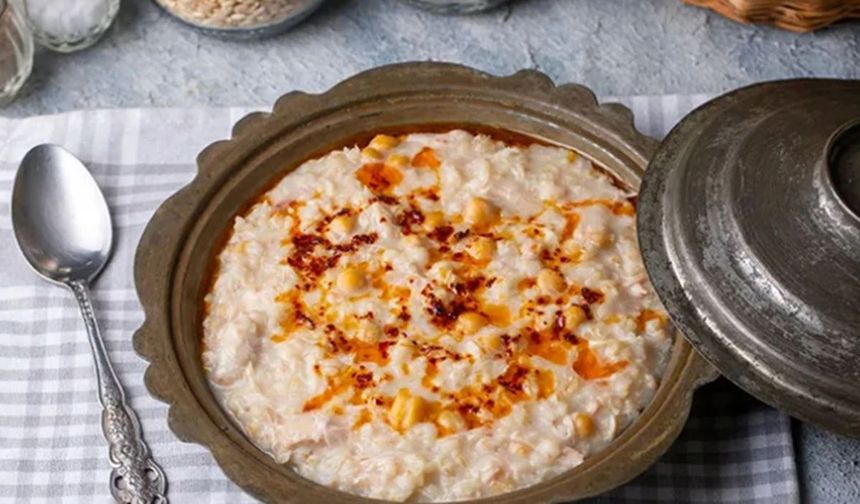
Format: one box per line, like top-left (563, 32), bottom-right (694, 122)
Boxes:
top-left (0, 96), bottom-right (800, 503)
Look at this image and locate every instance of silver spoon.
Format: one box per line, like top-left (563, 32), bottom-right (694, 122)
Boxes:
top-left (11, 144), bottom-right (167, 504)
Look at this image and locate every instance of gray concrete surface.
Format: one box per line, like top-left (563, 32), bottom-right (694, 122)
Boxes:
top-left (2, 0), bottom-right (859, 502)
top-left (796, 425), bottom-right (860, 504)
top-left (4, 0), bottom-right (860, 116)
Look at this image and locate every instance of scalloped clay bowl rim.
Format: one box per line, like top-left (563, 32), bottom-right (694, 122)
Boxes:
top-left (132, 61), bottom-right (718, 504)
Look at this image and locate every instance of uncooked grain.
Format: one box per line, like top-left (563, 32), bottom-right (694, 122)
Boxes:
top-left (156, 0), bottom-right (311, 28)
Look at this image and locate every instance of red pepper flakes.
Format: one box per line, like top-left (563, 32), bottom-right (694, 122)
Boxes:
top-left (354, 371), bottom-right (374, 389)
top-left (452, 229), bottom-right (471, 241)
top-left (315, 208), bottom-right (354, 233)
top-left (322, 323), bottom-right (394, 367)
top-left (581, 303), bottom-right (594, 320)
top-left (563, 332), bottom-right (579, 344)
top-left (416, 342), bottom-right (464, 364)
top-left (395, 206), bottom-right (425, 235)
top-left (371, 194), bottom-right (399, 206)
top-left (416, 187), bottom-right (440, 202)
top-left (272, 291), bottom-right (316, 342)
top-left (268, 144), bottom-right (644, 432)
top-left (427, 225), bottom-right (455, 243)
top-left (284, 232), bottom-right (378, 280)
top-left (581, 287), bottom-right (604, 304)
top-left (497, 363), bottom-right (529, 395)
top-left (421, 280), bottom-right (486, 330)
top-left (339, 233), bottom-right (378, 252)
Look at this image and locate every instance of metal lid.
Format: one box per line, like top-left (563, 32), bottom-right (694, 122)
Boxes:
top-left (638, 79), bottom-right (860, 437)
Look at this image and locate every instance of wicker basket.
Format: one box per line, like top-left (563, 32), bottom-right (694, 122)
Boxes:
top-left (684, 0), bottom-right (860, 32)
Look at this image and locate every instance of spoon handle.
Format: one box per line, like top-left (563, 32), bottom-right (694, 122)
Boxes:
top-left (69, 280), bottom-right (168, 504)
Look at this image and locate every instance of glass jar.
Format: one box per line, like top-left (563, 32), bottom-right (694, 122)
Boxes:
top-left (401, 0), bottom-right (509, 14)
top-left (0, 0), bottom-right (33, 107)
top-left (21, 0), bottom-right (120, 53)
top-left (154, 0), bottom-right (326, 39)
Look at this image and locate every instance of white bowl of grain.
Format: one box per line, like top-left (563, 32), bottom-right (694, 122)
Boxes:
top-left (154, 0), bottom-right (326, 39)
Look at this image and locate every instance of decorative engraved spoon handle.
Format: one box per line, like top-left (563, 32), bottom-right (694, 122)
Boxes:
top-left (69, 280), bottom-right (168, 504)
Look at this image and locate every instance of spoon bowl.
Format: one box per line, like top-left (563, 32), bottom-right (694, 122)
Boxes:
top-left (12, 144), bottom-right (112, 284)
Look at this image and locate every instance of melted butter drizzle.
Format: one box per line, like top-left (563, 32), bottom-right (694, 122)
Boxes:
top-left (356, 163), bottom-right (403, 194)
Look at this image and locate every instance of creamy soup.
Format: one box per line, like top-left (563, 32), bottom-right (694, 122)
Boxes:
top-left (202, 130), bottom-right (672, 501)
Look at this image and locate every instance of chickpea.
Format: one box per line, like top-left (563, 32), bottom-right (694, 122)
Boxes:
top-left (434, 262), bottom-right (456, 282)
top-left (368, 134), bottom-right (400, 151)
top-left (464, 197), bottom-right (499, 229)
top-left (537, 268), bottom-right (566, 294)
top-left (457, 311), bottom-right (487, 335)
top-left (361, 146), bottom-right (383, 159)
top-left (329, 214), bottom-right (355, 234)
top-left (356, 320), bottom-right (381, 344)
top-left (468, 236), bottom-right (496, 262)
top-left (403, 235), bottom-right (423, 248)
top-left (561, 239), bottom-right (583, 260)
top-left (423, 211), bottom-right (445, 230)
top-left (337, 266), bottom-right (366, 293)
top-left (477, 333), bottom-right (502, 351)
top-left (586, 231), bottom-right (614, 250)
top-left (402, 395), bottom-right (426, 429)
top-left (389, 389), bottom-right (426, 429)
top-left (574, 412), bottom-right (595, 438)
top-left (437, 411), bottom-right (466, 433)
top-left (565, 305), bottom-right (588, 330)
top-left (386, 153), bottom-right (409, 168)
top-left (389, 389), bottom-right (409, 426)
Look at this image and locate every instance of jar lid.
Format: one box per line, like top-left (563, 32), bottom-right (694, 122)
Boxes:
top-left (638, 79), bottom-right (860, 437)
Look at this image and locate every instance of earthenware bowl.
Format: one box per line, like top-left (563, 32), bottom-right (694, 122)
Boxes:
top-left (133, 62), bottom-right (718, 503)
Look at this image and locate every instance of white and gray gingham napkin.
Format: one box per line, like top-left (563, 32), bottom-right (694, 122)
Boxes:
top-left (0, 96), bottom-right (800, 503)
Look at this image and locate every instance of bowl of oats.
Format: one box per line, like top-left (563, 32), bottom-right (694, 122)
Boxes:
top-left (153, 0), bottom-right (326, 39)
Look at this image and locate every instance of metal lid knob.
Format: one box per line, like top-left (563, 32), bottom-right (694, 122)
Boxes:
top-left (829, 120), bottom-right (860, 219)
